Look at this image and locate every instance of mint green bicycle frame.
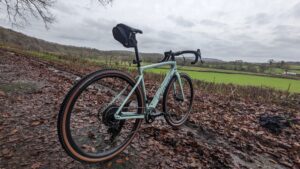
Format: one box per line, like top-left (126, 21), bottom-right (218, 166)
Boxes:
top-left (114, 61), bottom-right (185, 120)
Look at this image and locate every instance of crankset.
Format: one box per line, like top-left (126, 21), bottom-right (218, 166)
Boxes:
top-left (145, 108), bottom-right (164, 124)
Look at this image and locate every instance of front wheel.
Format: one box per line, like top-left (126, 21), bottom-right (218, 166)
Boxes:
top-left (163, 73), bottom-right (194, 127)
top-left (57, 69), bottom-right (144, 163)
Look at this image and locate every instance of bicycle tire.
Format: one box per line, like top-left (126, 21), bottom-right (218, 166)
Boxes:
top-left (163, 73), bottom-right (194, 127)
top-left (57, 69), bottom-right (144, 163)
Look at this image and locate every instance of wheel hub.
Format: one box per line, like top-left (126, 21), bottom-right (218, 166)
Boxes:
top-left (101, 104), bottom-right (119, 126)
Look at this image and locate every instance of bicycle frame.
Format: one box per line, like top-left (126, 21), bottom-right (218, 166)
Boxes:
top-left (114, 61), bottom-right (185, 120)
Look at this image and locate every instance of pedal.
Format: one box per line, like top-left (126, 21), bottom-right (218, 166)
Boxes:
top-left (145, 112), bottom-right (155, 124)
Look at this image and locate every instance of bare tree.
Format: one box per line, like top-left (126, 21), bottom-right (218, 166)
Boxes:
top-left (97, 0), bottom-right (113, 6)
top-left (1, 0), bottom-right (55, 28)
top-left (0, 0), bottom-right (113, 28)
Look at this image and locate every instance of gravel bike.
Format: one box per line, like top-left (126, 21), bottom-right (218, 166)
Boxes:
top-left (57, 23), bottom-right (202, 162)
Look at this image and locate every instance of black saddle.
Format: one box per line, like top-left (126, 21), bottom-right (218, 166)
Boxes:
top-left (112, 24), bottom-right (143, 48)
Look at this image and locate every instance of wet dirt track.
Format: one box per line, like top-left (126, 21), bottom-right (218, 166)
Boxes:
top-left (0, 49), bottom-right (299, 169)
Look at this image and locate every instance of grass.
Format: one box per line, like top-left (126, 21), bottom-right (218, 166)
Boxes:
top-left (290, 65), bottom-right (300, 69)
top-left (1, 45), bottom-right (299, 93)
top-left (148, 68), bottom-right (300, 93)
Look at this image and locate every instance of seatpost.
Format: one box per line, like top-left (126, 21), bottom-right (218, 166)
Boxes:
top-left (134, 46), bottom-right (141, 67)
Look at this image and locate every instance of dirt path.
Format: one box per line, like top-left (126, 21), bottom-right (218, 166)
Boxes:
top-left (0, 49), bottom-right (299, 169)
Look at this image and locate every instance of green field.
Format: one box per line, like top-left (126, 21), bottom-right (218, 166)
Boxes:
top-left (4, 47), bottom-right (300, 93)
top-left (148, 68), bottom-right (300, 93)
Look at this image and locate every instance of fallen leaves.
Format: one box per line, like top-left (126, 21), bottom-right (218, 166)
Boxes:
top-left (31, 120), bottom-right (41, 126)
top-left (81, 144), bottom-right (96, 153)
top-left (115, 158), bottom-right (124, 164)
top-left (30, 118), bottom-right (47, 126)
top-left (1, 48), bottom-right (299, 168)
top-left (106, 161), bottom-right (112, 168)
top-left (0, 90), bottom-right (6, 97)
top-left (2, 148), bottom-right (13, 158)
top-left (10, 129), bottom-right (18, 135)
top-left (31, 162), bottom-right (42, 169)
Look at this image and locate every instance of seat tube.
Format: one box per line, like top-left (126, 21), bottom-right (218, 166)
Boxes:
top-left (134, 45), bottom-right (147, 103)
top-left (134, 46), bottom-right (141, 67)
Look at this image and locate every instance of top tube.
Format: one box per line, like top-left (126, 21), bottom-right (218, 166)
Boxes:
top-left (140, 61), bottom-right (176, 71)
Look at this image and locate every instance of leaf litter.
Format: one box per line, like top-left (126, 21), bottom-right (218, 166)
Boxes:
top-left (0, 49), bottom-right (299, 169)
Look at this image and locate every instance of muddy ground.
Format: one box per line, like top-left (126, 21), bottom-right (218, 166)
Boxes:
top-left (0, 49), bottom-right (299, 169)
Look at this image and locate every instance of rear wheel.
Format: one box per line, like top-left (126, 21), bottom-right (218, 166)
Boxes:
top-left (163, 73), bottom-right (194, 127)
top-left (57, 69), bottom-right (144, 163)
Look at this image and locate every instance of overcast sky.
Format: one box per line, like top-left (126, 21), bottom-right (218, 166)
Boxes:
top-left (1, 0), bottom-right (300, 62)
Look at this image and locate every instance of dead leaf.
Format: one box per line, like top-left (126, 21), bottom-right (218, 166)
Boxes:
top-left (0, 90), bottom-right (6, 97)
top-left (10, 129), bottom-right (18, 135)
top-left (2, 148), bottom-right (13, 158)
top-left (31, 120), bottom-right (41, 126)
top-left (116, 158), bottom-right (124, 164)
top-left (81, 144), bottom-right (96, 153)
top-left (2, 148), bottom-right (10, 155)
top-left (257, 131), bottom-right (264, 135)
top-left (107, 162), bottom-right (112, 168)
top-left (31, 162), bottom-right (42, 169)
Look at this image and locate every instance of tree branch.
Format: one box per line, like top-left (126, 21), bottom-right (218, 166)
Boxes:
top-left (1, 0), bottom-right (113, 28)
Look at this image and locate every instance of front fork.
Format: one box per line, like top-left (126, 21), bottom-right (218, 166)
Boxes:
top-left (174, 72), bottom-right (185, 101)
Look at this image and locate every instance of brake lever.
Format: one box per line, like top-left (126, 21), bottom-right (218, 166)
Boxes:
top-left (191, 49), bottom-right (200, 64)
top-left (161, 51), bottom-right (172, 62)
top-left (197, 49), bottom-right (204, 64)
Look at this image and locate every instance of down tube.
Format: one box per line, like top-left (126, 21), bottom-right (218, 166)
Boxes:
top-left (148, 67), bottom-right (176, 108)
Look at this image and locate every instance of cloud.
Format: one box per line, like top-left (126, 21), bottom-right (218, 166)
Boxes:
top-left (291, 2), bottom-right (300, 19)
top-left (52, 1), bottom-right (78, 16)
top-left (273, 25), bottom-right (300, 36)
top-left (274, 36), bottom-right (300, 47)
top-left (168, 16), bottom-right (195, 27)
top-left (245, 13), bottom-right (272, 25)
top-left (82, 17), bottom-right (117, 31)
top-left (1, 0), bottom-right (300, 62)
top-left (157, 30), bottom-right (184, 40)
top-left (200, 19), bottom-right (227, 27)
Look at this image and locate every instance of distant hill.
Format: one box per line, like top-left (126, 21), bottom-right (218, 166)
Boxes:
top-left (0, 26), bottom-right (221, 63)
top-left (202, 58), bottom-right (224, 63)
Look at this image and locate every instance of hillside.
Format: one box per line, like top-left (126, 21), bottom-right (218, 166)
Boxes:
top-left (0, 26), bottom-right (166, 62)
top-left (0, 26), bottom-right (220, 63)
top-left (0, 26), bottom-right (222, 63)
